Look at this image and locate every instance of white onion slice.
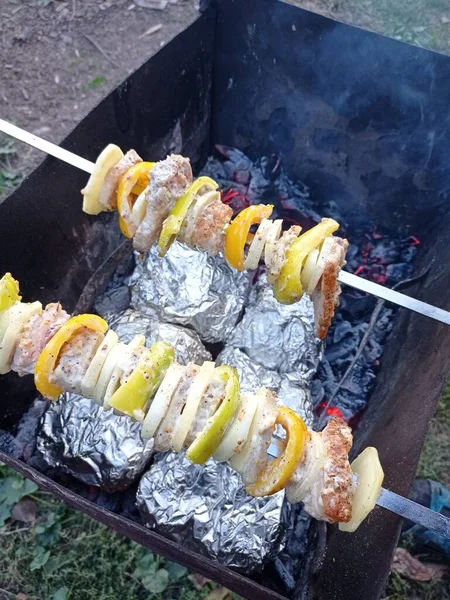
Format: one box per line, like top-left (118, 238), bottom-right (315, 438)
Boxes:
top-left (81, 330), bottom-right (118, 401)
top-left (103, 336), bottom-right (145, 407)
top-left (244, 218), bottom-right (273, 270)
top-left (263, 219), bottom-right (283, 266)
top-left (305, 236), bottom-right (335, 295)
top-left (213, 391), bottom-right (259, 462)
top-left (192, 190), bottom-right (219, 221)
top-left (130, 187), bottom-right (148, 230)
top-left (300, 248), bottom-right (320, 292)
top-left (141, 363), bottom-right (185, 440)
top-left (231, 388), bottom-right (278, 485)
top-left (93, 343), bottom-right (120, 405)
top-left (285, 431), bottom-right (326, 504)
top-left (181, 190), bottom-right (220, 245)
top-left (171, 361), bottom-right (215, 452)
top-left (103, 343), bottom-right (127, 407)
top-left (0, 302), bottom-right (42, 375)
top-left (0, 305), bottom-right (15, 342)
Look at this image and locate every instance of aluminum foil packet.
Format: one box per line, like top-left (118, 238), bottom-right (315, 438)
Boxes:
top-left (216, 346), bottom-right (312, 425)
top-left (137, 452), bottom-right (286, 570)
top-left (106, 308), bottom-right (211, 364)
top-left (137, 274), bottom-right (321, 569)
top-left (228, 274), bottom-right (321, 382)
top-left (36, 394), bottom-right (153, 493)
top-left (217, 274), bottom-right (321, 424)
top-left (130, 243), bottom-right (252, 343)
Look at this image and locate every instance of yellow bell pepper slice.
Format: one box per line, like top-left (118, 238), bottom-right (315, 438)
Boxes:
top-left (224, 204), bottom-right (274, 271)
top-left (157, 176), bottom-right (218, 257)
top-left (273, 218), bottom-right (339, 304)
top-left (0, 273), bottom-right (21, 312)
top-left (35, 314), bottom-right (108, 400)
top-left (117, 162), bottom-right (155, 239)
top-left (246, 407), bottom-right (308, 497)
top-left (186, 365), bottom-right (240, 464)
top-left (107, 341), bottom-right (174, 418)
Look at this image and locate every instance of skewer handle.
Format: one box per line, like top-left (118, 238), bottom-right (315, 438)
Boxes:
top-left (338, 271), bottom-right (450, 326)
top-left (2, 117), bottom-right (450, 328)
top-left (0, 118), bottom-right (94, 174)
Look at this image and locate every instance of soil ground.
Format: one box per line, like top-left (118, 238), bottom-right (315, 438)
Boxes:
top-left (0, 0), bottom-right (198, 191)
top-left (1, 1), bottom-right (450, 599)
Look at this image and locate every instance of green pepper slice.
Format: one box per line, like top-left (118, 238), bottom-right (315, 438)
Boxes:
top-left (273, 218), bottom-right (339, 304)
top-left (157, 176), bottom-right (218, 257)
top-left (186, 365), bottom-right (240, 464)
top-left (108, 341), bottom-right (174, 418)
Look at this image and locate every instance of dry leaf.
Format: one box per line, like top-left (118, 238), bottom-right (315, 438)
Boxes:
top-left (392, 548), bottom-right (448, 582)
top-left (204, 587), bottom-right (232, 600)
top-left (189, 573), bottom-right (211, 590)
top-left (11, 498), bottom-right (38, 524)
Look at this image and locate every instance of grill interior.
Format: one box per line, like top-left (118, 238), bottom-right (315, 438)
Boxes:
top-left (1, 1), bottom-right (450, 598)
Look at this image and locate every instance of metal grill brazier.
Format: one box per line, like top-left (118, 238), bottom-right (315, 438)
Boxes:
top-left (1, 1), bottom-right (450, 598)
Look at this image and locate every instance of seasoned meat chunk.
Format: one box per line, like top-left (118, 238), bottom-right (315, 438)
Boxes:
top-left (312, 237), bottom-right (348, 339)
top-left (12, 303), bottom-right (70, 376)
top-left (181, 195), bottom-right (233, 256)
top-left (51, 327), bottom-right (104, 395)
top-left (321, 418), bottom-right (354, 523)
top-left (133, 155), bottom-right (193, 253)
top-left (265, 226), bottom-right (301, 284)
top-left (153, 363), bottom-right (198, 452)
top-left (99, 149), bottom-right (142, 211)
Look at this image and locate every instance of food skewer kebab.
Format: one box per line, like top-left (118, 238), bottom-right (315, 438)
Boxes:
top-left (1, 123), bottom-right (450, 537)
top-left (1, 272), bottom-right (382, 532)
top-left (81, 146), bottom-right (348, 340)
top-left (2, 273), bottom-right (450, 536)
top-left (1, 119), bottom-right (449, 328)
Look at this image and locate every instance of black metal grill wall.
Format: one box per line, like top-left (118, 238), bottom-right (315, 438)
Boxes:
top-left (1, 1), bottom-right (450, 599)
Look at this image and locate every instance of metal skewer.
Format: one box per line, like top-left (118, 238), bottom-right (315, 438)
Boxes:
top-left (1, 117), bottom-right (449, 537)
top-left (267, 441), bottom-right (450, 538)
top-left (1, 118), bottom-right (450, 327)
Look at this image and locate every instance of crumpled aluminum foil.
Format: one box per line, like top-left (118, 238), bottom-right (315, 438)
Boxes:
top-left (130, 243), bottom-right (252, 343)
top-left (137, 273), bottom-right (321, 568)
top-left (216, 346), bottom-right (312, 425)
top-left (216, 274), bottom-right (321, 425)
top-left (106, 308), bottom-right (211, 364)
top-left (36, 394), bottom-right (153, 493)
top-left (137, 452), bottom-right (286, 570)
top-left (227, 274), bottom-right (321, 382)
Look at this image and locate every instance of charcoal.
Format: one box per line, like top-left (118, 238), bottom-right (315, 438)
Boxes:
top-left (0, 431), bottom-right (21, 458)
top-left (94, 286), bottom-right (131, 317)
top-left (14, 399), bottom-right (48, 461)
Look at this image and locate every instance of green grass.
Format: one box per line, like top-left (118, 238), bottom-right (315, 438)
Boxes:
top-left (0, 135), bottom-right (23, 199)
top-left (417, 383), bottom-right (450, 486)
top-left (2, 386), bottom-right (449, 599)
top-left (384, 572), bottom-right (450, 600)
top-left (0, 463), bottom-right (232, 600)
top-left (383, 380), bottom-right (450, 599)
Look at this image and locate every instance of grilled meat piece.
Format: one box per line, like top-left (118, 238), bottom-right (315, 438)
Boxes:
top-left (312, 237), bottom-right (348, 340)
top-left (12, 303), bottom-right (70, 376)
top-left (179, 191), bottom-right (233, 255)
top-left (51, 327), bottom-right (104, 395)
top-left (321, 418), bottom-right (354, 523)
top-left (185, 373), bottom-right (225, 446)
top-left (266, 225), bottom-right (302, 284)
top-left (133, 155), bottom-right (193, 253)
top-left (153, 363), bottom-right (199, 452)
top-left (99, 149), bottom-right (142, 211)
